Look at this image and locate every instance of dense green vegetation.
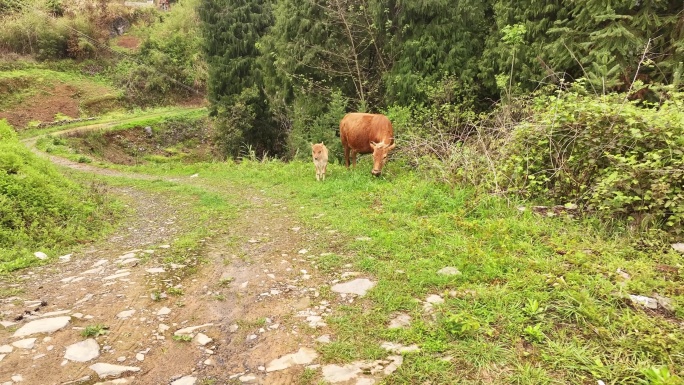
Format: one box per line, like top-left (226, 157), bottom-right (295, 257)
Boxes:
top-left (0, 120), bottom-right (117, 272)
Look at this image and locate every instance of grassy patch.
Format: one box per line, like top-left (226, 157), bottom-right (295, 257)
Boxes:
top-left (116, 157), bottom-right (684, 384)
top-left (0, 120), bottom-right (120, 273)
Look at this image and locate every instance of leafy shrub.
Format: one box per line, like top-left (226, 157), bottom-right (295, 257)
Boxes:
top-left (500, 87), bottom-right (684, 233)
top-left (0, 120), bottom-right (116, 272)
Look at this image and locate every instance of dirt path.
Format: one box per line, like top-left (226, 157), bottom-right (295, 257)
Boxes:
top-left (1, 122), bottom-right (401, 385)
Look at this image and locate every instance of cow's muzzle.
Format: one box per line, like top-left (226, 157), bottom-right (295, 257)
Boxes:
top-left (371, 170), bottom-right (381, 177)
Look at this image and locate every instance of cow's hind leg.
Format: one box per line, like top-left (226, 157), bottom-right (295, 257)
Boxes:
top-left (344, 146), bottom-right (351, 168)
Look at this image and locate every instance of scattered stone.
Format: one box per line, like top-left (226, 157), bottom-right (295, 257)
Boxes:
top-left (266, 347), bottom-right (318, 372)
top-left (0, 345), bottom-right (14, 353)
top-left (13, 316), bottom-right (70, 337)
top-left (12, 338), bottom-right (37, 349)
top-left (116, 310), bottom-right (136, 319)
top-left (59, 254), bottom-right (72, 262)
top-left (11, 374), bottom-right (23, 382)
top-left (331, 279), bottom-right (375, 297)
top-left (170, 376), bottom-right (196, 385)
top-left (425, 295), bottom-right (444, 304)
top-left (298, 249), bottom-right (308, 254)
top-left (135, 353), bottom-right (144, 361)
top-left (228, 324), bottom-right (239, 333)
top-left (117, 357), bottom-right (126, 362)
top-left (315, 335), bottom-right (331, 343)
top-left (82, 267), bottom-right (105, 275)
top-left (75, 294), bottom-right (94, 305)
top-left (381, 342), bottom-right (420, 354)
top-left (190, 173), bottom-right (199, 178)
top-left (146, 267), bottom-right (165, 274)
top-left (89, 363), bottom-right (141, 379)
top-left (103, 272), bottom-right (131, 280)
top-left (671, 243), bottom-right (684, 253)
top-left (629, 294), bottom-right (658, 309)
top-left (174, 323), bottom-right (214, 336)
top-left (1, 321), bottom-right (17, 328)
top-left (159, 245), bottom-right (171, 249)
top-left (34, 252), bottom-right (48, 260)
top-left (157, 307), bottom-right (171, 316)
top-left (321, 363), bottom-right (361, 383)
top-left (437, 267), bottom-right (462, 276)
top-left (239, 375), bottom-right (257, 383)
top-left (65, 339), bottom-right (100, 362)
top-left (195, 333), bottom-right (212, 346)
top-left (388, 313), bottom-right (411, 329)
top-left (654, 294), bottom-right (675, 312)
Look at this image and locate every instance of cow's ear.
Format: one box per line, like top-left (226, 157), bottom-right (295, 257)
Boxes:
top-left (370, 141), bottom-right (377, 150)
top-left (310, 143), bottom-right (314, 148)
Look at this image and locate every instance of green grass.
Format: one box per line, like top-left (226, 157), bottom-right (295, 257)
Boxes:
top-left (115, 157), bottom-right (683, 384)
top-left (1, 120), bottom-right (121, 273)
top-left (81, 324), bottom-right (109, 338)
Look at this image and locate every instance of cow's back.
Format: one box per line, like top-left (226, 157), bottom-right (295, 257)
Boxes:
top-left (340, 113), bottom-right (393, 154)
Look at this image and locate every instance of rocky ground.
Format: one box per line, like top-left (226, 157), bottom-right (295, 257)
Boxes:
top-left (0, 125), bottom-right (423, 385)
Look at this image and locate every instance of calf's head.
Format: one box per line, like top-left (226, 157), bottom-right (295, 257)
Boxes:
top-left (311, 143), bottom-right (327, 161)
top-left (369, 139), bottom-right (396, 176)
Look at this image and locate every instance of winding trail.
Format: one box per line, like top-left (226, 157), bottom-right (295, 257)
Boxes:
top-left (1, 117), bottom-right (396, 385)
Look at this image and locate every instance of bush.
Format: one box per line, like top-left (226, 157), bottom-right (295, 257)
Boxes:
top-left (0, 120), bottom-right (116, 272)
top-left (500, 86), bottom-right (684, 233)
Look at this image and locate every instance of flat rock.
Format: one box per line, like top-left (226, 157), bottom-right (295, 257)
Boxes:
top-left (103, 272), bottom-right (130, 280)
top-left (12, 338), bottom-right (37, 349)
top-left (331, 279), bottom-right (375, 297)
top-left (321, 363), bottom-right (361, 383)
top-left (34, 251), bottom-right (48, 260)
top-left (437, 267), bottom-right (462, 276)
top-left (266, 347), bottom-right (318, 372)
top-left (388, 313), bottom-right (411, 329)
top-left (157, 307), bottom-right (171, 316)
top-left (195, 333), bottom-right (212, 346)
top-left (174, 323), bottom-right (214, 336)
top-left (239, 375), bottom-right (257, 383)
top-left (381, 342), bottom-right (420, 353)
top-left (89, 363), bottom-right (141, 379)
top-left (13, 316), bottom-right (70, 337)
top-left (1, 321), bottom-right (17, 328)
top-left (116, 310), bottom-right (136, 319)
top-left (170, 376), bottom-right (196, 385)
top-left (629, 294), bottom-right (658, 309)
top-left (672, 243), bottom-right (684, 253)
top-left (146, 267), bottom-right (165, 274)
top-left (65, 339), bottom-right (100, 362)
top-left (0, 345), bottom-right (13, 353)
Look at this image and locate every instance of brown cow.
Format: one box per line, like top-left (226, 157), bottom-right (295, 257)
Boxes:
top-left (311, 142), bottom-right (329, 181)
top-left (340, 113), bottom-right (395, 177)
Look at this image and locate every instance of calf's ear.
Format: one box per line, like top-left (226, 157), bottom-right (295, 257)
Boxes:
top-left (370, 141), bottom-right (377, 150)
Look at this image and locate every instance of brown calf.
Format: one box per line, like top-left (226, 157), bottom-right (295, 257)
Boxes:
top-left (311, 142), bottom-right (329, 181)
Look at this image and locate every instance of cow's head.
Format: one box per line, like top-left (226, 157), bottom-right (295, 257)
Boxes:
top-left (369, 139), bottom-right (396, 177)
top-left (311, 142), bottom-right (326, 161)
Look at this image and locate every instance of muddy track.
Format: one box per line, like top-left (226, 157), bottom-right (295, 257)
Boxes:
top-left (1, 120), bottom-right (398, 385)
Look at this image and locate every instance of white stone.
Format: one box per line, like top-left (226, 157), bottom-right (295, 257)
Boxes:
top-left (135, 353), bottom-right (144, 361)
top-left (425, 295), bottom-right (444, 304)
top-left (239, 375), bottom-right (257, 383)
top-left (437, 267), bottom-right (462, 276)
top-left (195, 333), bottom-right (212, 346)
top-left (34, 252), bottom-right (48, 260)
top-left (629, 294), bottom-right (658, 309)
top-left (1, 321), bottom-right (17, 328)
top-left (157, 307), bottom-right (171, 316)
top-left (672, 243), bottom-right (684, 253)
top-left (174, 323), bottom-right (214, 336)
top-left (59, 254), bottom-right (72, 262)
top-left (0, 345), bottom-right (12, 353)
top-left (82, 267), bottom-right (104, 275)
top-left (388, 313), bottom-right (412, 329)
top-left (158, 324), bottom-right (170, 332)
top-left (117, 310), bottom-right (136, 319)
top-left (171, 376), bottom-right (197, 385)
top-left (266, 347), bottom-right (318, 372)
top-left (11, 374), bottom-right (23, 382)
top-left (103, 272), bottom-right (131, 280)
top-left (65, 339), bottom-right (100, 362)
top-left (321, 364), bottom-right (361, 383)
top-left (12, 338), bottom-right (37, 349)
top-left (146, 267), bottom-right (165, 274)
top-left (315, 335), bottom-right (331, 343)
top-left (228, 324), bottom-right (239, 333)
top-left (331, 279), bottom-right (376, 297)
top-left (13, 316), bottom-right (70, 337)
top-left (381, 342), bottom-right (420, 353)
top-left (89, 363), bottom-right (141, 378)
top-left (40, 310), bottom-right (71, 318)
